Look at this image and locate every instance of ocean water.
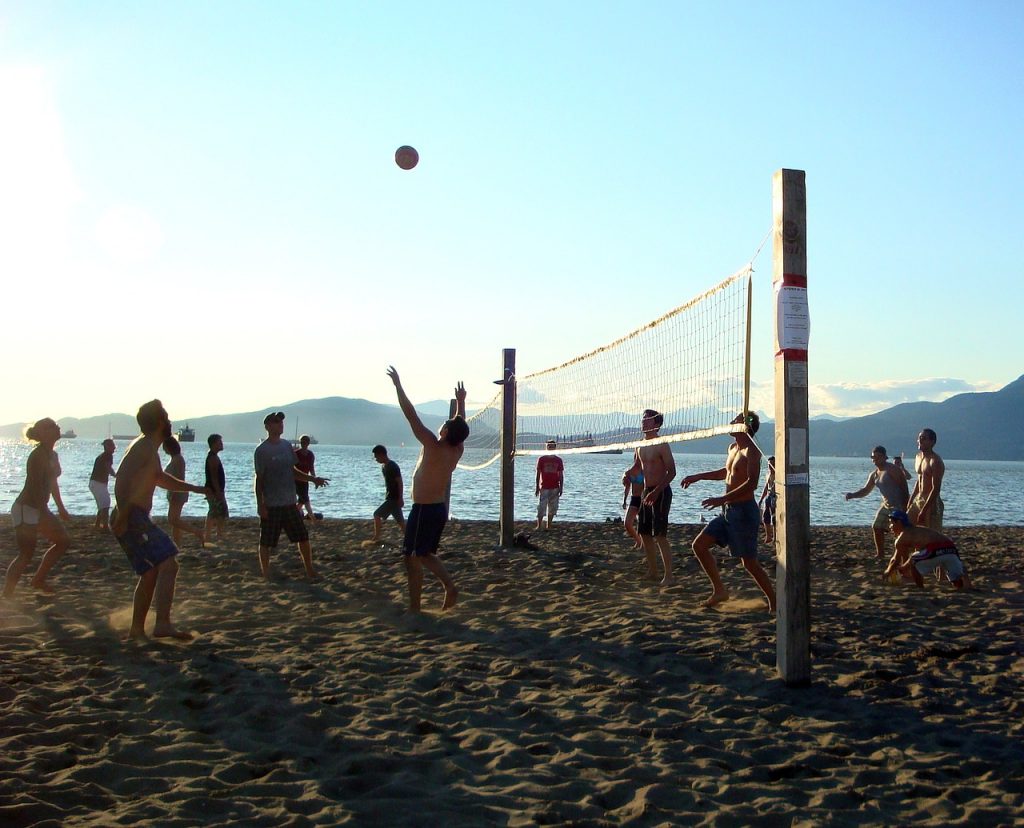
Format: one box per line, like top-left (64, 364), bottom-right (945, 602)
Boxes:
top-left (0, 439), bottom-right (1021, 527)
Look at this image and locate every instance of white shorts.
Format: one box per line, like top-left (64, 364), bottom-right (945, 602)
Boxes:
top-left (11, 502), bottom-right (48, 528)
top-left (89, 479), bottom-right (111, 509)
top-left (912, 549), bottom-right (965, 581)
top-left (538, 488), bottom-right (560, 518)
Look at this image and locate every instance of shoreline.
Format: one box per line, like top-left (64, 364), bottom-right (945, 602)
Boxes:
top-left (1, 517), bottom-right (1021, 824)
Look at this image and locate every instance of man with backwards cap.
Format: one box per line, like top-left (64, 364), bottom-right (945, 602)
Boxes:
top-left (844, 445), bottom-right (911, 559)
top-left (535, 439), bottom-right (564, 530)
top-left (884, 509), bottom-right (972, 590)
top-left (254, 411), bottom-right (329, 581)
top-left (89, 438), bottom-right (117, 530)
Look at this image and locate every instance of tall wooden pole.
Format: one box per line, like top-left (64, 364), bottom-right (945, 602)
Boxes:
top-left (773, 169), bottom-right (811, 686)
top-left (499, 348), bottom-right (516, 548)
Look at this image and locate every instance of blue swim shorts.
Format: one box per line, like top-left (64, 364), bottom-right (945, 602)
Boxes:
top-left (402, 503), bottom-right (447, 557)
top-left (704, 500), bottom-right (760, 558)
top-left (113, 506), bottom-right (179, 575)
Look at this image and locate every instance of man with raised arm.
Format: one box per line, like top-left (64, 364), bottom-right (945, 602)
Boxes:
top-left (681, 412), bottom-right (776, 612)
top-left (387, 365), bottom-right (467, 612)
top-left (112, 400), bottom-right (210, 640)
top-left (908, 428), bottom-right (945, 529)
top-left (622, 409), bottom-right (676, 586)
top-left (844, 445), bottom-right (910, 558)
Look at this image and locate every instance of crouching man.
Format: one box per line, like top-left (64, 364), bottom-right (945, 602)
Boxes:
top-left (884, 509), bottom-right (972, 590)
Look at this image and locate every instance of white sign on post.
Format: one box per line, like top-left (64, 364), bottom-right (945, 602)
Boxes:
top-left (775, 285), bottom-right (810, 351)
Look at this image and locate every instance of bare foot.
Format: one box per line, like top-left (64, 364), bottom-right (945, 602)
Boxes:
top-left (30, 580), bottom-right (55, 595)
top-left (702, 590), bottom-right (729, 608)
top-left (442, 585), bottom-right (459, 610)
top-left (659, 577), bottom-right (676, 588)
top-left (126, 627), bottom-right (148, 641)
top-left (153, 625), bottom-right (194, 641)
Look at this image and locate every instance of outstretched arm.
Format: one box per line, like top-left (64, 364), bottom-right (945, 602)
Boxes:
top-left (388, 366), bottom-right (435, 446)
top-left (680, 467), bottom-right (727, 488)
top-left (455, 381), bottom-right (466, 419)
top-left (845, 474), bottom-right (876, 501)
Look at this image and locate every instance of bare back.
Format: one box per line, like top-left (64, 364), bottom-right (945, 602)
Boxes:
top-left (16, 445), bottom-right (54, 510)
top-left (411, 440), bottom-right (464, 504)
top-left (114, 437), bottom-right (161, 515)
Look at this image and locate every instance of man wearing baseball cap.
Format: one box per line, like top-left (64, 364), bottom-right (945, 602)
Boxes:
top-left (883, 510), bottom-right (972, 590)
top-left (254, 411), bottom-right (329, 581)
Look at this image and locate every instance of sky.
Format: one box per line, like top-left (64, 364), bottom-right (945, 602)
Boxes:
top-left (1, 1), bottom-right (1021, 427)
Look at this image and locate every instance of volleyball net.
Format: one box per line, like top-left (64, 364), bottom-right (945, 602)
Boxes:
top-left (458, 262), bottom-right (753, 470)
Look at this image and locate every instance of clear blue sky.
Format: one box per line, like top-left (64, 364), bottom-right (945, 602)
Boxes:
top-left (1, 1), bottom-right (1021, 426)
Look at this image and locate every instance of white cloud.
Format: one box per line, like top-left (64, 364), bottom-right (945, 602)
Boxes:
top-left (750, 377), bottom-right (1005, 419)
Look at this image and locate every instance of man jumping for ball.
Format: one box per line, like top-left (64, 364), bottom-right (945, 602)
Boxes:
top-left (387, 366), bottom-right (468, 613)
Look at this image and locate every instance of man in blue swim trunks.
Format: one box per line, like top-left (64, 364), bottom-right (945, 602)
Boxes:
top-left (387, 365), bottom-right (467, 613)
top-left (112, 400), bottom-right (210, 640)
top-left (681, 412), bottom-right (776, 612)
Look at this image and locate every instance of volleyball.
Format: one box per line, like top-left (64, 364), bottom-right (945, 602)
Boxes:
top-left (395, 145), bottom-right (419, 170)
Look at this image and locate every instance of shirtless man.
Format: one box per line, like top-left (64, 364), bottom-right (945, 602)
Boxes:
top-left (623, 409), bottom-right (676, 586)
top-left (884, 510), bottom-right (972, 590)
top-left (112, 400), bottom-right (209, 640)
top-left (388, 365), bottom-right (467, 612)
top-left (908, 428), bottom-right (944, 529)
top-left (844, 445), bottom-right (910, 558)
top-left (681, 412), bottom-right (776, 612)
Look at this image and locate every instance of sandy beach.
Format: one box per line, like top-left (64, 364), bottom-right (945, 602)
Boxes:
top-left (1, 516), bottom-right (1021, 826)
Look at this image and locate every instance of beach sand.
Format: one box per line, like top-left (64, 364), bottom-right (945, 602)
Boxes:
top-left (1, 516), bottom-right (1022, 826)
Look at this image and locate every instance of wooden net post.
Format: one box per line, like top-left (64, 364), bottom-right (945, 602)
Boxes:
top-left (499, 348), bottom-right (516, 548)
top-left (773, 169), bottom-right (811, 686)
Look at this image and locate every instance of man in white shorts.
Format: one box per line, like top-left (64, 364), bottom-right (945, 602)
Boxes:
top-left (884, 510), bottom-right (972, 590)
top-left (535, 440), bottom-right (564, 530)
top-left (89, 439), bottom-right (117, 530)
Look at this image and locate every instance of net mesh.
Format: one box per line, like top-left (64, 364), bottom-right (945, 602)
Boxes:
top-left (459, 264), bottom-right (752, 468)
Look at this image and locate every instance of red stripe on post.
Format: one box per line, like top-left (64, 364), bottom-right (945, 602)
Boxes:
top-left (775, 348), bottom-right (808, 361)
top-left (778, 273), bottom-right (807, 288)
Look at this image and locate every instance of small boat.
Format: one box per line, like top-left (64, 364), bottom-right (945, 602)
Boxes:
top-left (60, 429), bottom-right (77, 439)
top-left (290, 418), bottom-right (318, 447)
top-left (176, 424), bottom-right (196, 442)
top-left (559, 433), bottom-right (623, 454)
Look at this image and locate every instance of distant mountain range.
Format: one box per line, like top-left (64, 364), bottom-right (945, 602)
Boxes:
top-left (3, 375), bottom-right (1021, 460)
